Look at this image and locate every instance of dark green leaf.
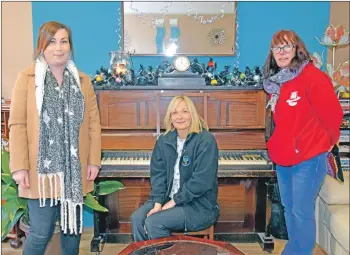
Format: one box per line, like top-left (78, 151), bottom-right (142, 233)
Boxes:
top-left (18, 198), bottom-right (28, 210)
top-left (3, 198), bottom-right (21, 222)
top-left (97, 181), bottom-right (125, 195)
top-left (1, 209), bottom-right (24, 241)
top-left (83, 193), bottom-right (108, 212)
top-left (1, 173), bottom-right (16, 187)
top-left (1, 206), bottom-right (10, 240)
top-left (1, 198), bottom-right (22, 241)
top-left (1, 184), bottom-right (17, 200)
top-left (1, 149), bottom-right (10, 175)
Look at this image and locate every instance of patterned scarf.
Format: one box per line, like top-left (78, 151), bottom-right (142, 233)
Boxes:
top-left (35, 57), bottom-right (85, 235)
top-left (263, 61), bottom-right (309, 112)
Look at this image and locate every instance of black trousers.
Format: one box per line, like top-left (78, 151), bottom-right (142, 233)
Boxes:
top-left (131, 200), bottom-right (185, 241)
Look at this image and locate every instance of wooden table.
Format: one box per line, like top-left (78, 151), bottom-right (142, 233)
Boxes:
top-left (117, 235), bottom-right (244, 255)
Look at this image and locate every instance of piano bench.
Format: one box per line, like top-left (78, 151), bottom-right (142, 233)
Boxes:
top-left (171, 225), bottom-right (214, 240)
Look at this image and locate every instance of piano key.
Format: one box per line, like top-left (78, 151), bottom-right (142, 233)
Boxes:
top-left (100, 164), bottom-right (272, 171)
top-left (101, 150), bottom-right (270, 167)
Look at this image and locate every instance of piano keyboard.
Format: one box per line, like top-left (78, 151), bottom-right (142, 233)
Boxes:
top-left (99, 151), bottom-right (274, 178)
top-left (101, 151), bottom-right (270, 166)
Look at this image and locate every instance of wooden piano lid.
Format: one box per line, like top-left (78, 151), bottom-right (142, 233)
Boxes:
top-left (97, 89), bottom-right (270, 151)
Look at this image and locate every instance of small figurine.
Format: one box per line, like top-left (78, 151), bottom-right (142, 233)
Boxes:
top-left (206, 58), bottom-right (217, 73)
top-left (147, 66), bottom-right (156, 85)
top-left (231, 67), bottom-right (240, 85)
top-left (191, 58), bottom-right (204, 75)
top-left (218, 65), bottom-right (231, 85)
top-left (136, 65), bottom-right (148, 85)
top-left (253, 66), bottom-right (262, 84)
top-left (244, 66), bottom-right (253, 81)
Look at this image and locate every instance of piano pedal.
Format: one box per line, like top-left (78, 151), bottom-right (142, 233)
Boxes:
top-left (91, 235), bottom-right (106, 254)
top-left (257, 232), bottom-right (274, 253)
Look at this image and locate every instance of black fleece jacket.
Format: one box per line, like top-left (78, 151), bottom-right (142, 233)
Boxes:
top-left (149, 129), bottom-right (220, 231)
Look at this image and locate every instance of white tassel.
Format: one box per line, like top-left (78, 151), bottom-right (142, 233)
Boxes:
top-left (57, 172), bottom-right (68, 233)
top-left (79, 204), bottom-right (83, 234)
top-left (68, 200), bottom-right (74, 234)
top-left (48, 174), bottom-right (54, 207)
top-left (266, 94), bottom-right (279, 112)
top-left (42, 175), bottom-right (46, 207)
top-left (61, 200), bottom-right (65, 232)
top-left (63, 201), bottom-right (68, 234)
top-left (54, 174), bottom-right (58, 206)
top-left (73, 204), bottom-right (77, 235)
top-left (38, 175), bottom-right (43, 207)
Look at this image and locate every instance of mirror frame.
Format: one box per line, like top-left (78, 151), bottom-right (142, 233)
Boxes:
top-left (121, 2), bottom-right (238, 56)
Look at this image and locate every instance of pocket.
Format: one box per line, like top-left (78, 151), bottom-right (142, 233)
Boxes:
top-left (267, 129), bottom-right (298, 165)
top-left (295, 117), bottom-right (329, 156)
top-left (295, 118), bottom-right (314, 154)
top-left (202, 196), bottom-right (217, 210)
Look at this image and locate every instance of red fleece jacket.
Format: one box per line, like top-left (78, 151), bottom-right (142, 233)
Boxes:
top-left (267, 63), bottom-right (343, 166)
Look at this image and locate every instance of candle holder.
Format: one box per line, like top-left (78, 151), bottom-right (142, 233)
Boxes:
top-left (110, 51), bottom-right (132, 75)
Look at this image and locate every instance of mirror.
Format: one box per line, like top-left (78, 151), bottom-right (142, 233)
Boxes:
top-left (122, 2), bottom-right (237, 56)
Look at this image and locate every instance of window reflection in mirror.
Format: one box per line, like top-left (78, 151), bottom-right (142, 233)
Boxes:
top-left (122, 2), bottom-right (237, 56)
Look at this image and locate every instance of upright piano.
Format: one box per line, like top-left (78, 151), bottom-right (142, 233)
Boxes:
top-left (91, 86), bottom-right (276, 253)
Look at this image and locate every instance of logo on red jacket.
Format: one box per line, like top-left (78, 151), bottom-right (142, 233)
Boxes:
top-left (286, 91), bottom-right (301, 106)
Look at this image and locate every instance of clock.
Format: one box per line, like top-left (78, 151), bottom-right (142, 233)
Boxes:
top-left (173, 55), bottom-right (191, 72)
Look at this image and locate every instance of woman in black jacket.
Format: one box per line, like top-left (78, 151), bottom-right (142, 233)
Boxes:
top-left (131, 96), bottom-right (220, 241)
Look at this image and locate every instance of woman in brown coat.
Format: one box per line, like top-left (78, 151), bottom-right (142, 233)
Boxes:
top-left (9, 21), bottom-right (101, 255)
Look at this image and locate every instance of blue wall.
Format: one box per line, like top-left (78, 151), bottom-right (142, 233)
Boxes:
top-left (32, 1), bottom-right (330, 226)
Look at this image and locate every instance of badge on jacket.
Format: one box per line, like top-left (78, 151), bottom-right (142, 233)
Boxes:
top-left (182, 155), bottom-right (191, 166)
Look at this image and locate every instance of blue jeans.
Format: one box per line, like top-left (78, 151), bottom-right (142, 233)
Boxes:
top-left (131, 200), bottom-right (185, 241)
top-left (23, 199), bottom-right (81, 255)
top-left (276, 152), bottom-right (328, 255)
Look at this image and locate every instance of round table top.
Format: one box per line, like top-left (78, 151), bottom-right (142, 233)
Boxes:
top-left (118, 236), bottom-right (244, 255)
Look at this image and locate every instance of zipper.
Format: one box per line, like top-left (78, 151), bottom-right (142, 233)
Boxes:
top-left (182, 207), bottom-right (188, 234)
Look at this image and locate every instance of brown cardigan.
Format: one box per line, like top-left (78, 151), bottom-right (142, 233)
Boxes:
top-left (9, 62), bottom-right (101, 199)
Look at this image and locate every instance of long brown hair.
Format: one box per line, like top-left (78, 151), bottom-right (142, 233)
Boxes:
top-left (263, 30), bottom-right (311, 78)
top-left (34, 21), bottom-right (74, 60)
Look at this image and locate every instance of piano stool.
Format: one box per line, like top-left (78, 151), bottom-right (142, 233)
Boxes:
top-left (171, 225), bottom-right (214, 240)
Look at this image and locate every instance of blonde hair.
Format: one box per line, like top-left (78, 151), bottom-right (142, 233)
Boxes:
top-left (163, 96), bottom-right (208, 135)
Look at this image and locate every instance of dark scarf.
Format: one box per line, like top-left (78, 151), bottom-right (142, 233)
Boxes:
top-left (263, 61), bottom-right (309, 111)
top-left (35, 57), bottom-right (84, 235)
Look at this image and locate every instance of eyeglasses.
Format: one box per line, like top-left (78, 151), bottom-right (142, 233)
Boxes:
top-left (271, 45), bottom-right (295, 54)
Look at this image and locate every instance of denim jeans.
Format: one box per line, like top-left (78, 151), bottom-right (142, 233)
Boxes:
top-left (276, 152), bottom-right (328, 255)
top-left (23, 199), bottom-right (81, 255)
top-left (131, 200), bottom-right (185, 241)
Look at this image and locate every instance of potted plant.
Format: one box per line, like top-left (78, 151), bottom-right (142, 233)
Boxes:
top-left (1, 143), bottom-right (125, 251)
top-left (1, 144), bottom-right (28, 248)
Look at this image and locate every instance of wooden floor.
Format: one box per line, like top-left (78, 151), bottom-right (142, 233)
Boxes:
top-left (1, 228), bottom-right (327, 255)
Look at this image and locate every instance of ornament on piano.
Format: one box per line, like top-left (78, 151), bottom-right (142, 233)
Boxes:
top-left (110, 51), bottom-right (133, 86)
top-left (91, 55), bottom-right (264, 89)
top-left (190, 58), bottom-right (206, 75)
top-left (135, 65), bottom-right (159, 86)
top-left (207, 58), bottom-right (217, 73)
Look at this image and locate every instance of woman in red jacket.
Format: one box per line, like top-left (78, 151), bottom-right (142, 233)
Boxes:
top-left (263, 30), bottom-right (343, 255)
